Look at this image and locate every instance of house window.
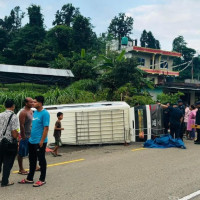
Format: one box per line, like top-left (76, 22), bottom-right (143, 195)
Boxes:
top-left (160, 61), bottom-right (168, 69)
top-left (138, 58), bottom-right (145, 66)
top-left (150, 59), bottom-right (156, 69)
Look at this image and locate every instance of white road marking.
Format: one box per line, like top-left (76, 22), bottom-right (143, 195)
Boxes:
top-left (179, 190), bottom-right (200, 200)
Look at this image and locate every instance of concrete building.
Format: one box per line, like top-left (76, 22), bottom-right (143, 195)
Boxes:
top-left (109, 40), bottom-right (181, 85)
top-left (108, 40), bottom-right (182, 100)
top-left (109, 40), bottom-right (200, 104)
top-left (125, 45), bottom-right (181, 85)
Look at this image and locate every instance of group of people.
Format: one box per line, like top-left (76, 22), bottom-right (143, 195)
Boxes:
top-left (161, 99), bottom-right (200, 144)
top-left (1, 96), bottom-right (200, 187)
top-left (0, 96), bottom-right (64, 187)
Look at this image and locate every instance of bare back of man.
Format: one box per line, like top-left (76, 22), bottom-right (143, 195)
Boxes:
top-left (18, 98), bottom-right (40, 174)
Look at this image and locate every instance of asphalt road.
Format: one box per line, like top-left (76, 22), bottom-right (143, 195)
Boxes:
top-left (1, 140), bottom-right (200, 200)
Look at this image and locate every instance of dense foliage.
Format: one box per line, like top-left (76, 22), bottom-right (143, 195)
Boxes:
top-left (0, 4), bottom-right (195, 111)
top-left (140, 30), bottom-right (160, 49)
top-left (157, 92), bottom-right (184, 104)
top-left (108, 13), bottom-right (134, 50)
top-left (172, 36), bottom-right (197, 80)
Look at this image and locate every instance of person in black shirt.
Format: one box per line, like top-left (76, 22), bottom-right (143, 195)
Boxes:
top-left (194, 101), bottom-right (200, 144)
top-left (177, 99), bottom-right (185, 140)
top-left (161, 103), bottom-right (183, 139)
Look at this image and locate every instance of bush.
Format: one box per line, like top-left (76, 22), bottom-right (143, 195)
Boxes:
top-left (125, 94), bottom-right (155, 107)
top-left (0, 90), bottom-right (41, 112)
top-left (112, 84), bottom-right (154, 106)
top-left (157, 91), bottom-right (184, 104)
top-left (0, 105), bottom-right (5, 113)
top-left (68, 79), bottom-right (98, 93)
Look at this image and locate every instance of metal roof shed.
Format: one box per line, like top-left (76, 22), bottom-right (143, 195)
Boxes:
top-left (0, 64), bottom-right (74, 85)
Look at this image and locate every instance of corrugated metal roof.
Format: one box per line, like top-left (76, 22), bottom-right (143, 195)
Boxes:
top-left (166, 86), bottom-right (200, 91)
top-left (0, 64), bottom-right (74, 77)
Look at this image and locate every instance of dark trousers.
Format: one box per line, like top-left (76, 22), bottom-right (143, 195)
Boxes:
top-left (179, 122), bottom-right (185, 140)
top-left (27, 142), bottom-right (47, 182)
top-left (170, 124), bottom-right (180, 139)
top-left (164, 123), bottom-right (169, 134)
top-left (197, 129), bottom-right (200, 141)
top-left (0, 146), bottom-right (16, 186)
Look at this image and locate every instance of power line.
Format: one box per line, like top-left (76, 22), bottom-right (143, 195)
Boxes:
top-left (178, 60), bottom-right (192, 73)
top-left (171, 60), bottom-right (191, 69)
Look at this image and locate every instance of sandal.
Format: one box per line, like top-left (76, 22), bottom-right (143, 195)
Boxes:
top-left (18, 179), bottom-right (34, 184)
top-left (1, 182), bottom-right (14, 187)
top-left (18, 171), bottom-right (29, 175)
top-left (33, 180), bottom-right (46, 187)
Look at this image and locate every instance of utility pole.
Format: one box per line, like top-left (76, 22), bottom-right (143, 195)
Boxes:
top-left (191, 57), bottom-right (194, 83)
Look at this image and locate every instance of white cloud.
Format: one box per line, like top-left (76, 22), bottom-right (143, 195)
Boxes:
top-left (0, 1), bottom-right (7, 18)
top-left (126, 0), bottom-right (200, 52)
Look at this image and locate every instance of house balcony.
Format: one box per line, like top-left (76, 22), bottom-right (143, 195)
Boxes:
top-left (138, 66), bottom-right (179, 77)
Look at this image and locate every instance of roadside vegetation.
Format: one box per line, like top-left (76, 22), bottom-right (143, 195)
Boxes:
top-left (0, 4), bottom-right (188, 111)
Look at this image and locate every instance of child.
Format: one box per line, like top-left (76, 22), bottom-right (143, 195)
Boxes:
top-left (51, 112), bottom-right (64, 157)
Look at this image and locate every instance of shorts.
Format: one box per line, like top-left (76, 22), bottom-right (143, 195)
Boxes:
top-left (55, 137), bottom-right (62, 146)
top-left (18, 138), bottom-right (29, 157)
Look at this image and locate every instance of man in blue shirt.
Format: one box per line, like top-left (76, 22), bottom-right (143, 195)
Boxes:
top-left (19, 96), bottom-right (50, 187)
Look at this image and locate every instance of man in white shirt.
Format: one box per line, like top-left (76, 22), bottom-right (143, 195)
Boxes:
top-left (0, 99), bottom-right (19, 187)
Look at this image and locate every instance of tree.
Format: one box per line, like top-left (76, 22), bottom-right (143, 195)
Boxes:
top-left (113, 84), bottom-right (154, 106)
top-left (140, 30), bottom-right (148, 47)
top-left (0, 6), bottom-right (25, 32)
top-left (53, 4), bottom-right (80, 26)
top-left (140, 30), bottom-right (160, 49)
top-left (172, 36), bottom-right (187, 52)
top-left (72, 15), bottom-right (97, 51)
top-left (26, 41), bottom-right (56, 67)
top-left (155, 40), bottom-right (160, 49)
top-left (5, 25), bottom-right (46, 65)
top-left (193, 56), bottom-right (200, 80)
top-left (69, 49), bottom-right (97, 81)
top-left (97, 51), bottom-right (153, 92)
top-left (27, 5), bottom-right (44, 27)
top-left (172, 36), bottom-right (196, 80)
top-left (157, 91), bottom-right (184, 104)
top-left (48, 54), bottom-right (70, 69)
top-left (4, 5), bottom-right (45, 65)
top-left (71, 59), bottom-right (97, 81)
top-left (0, 29), bottom-right (8, 51)
top-left (108, 13), bottom-right (133, 50)
top-left (172, 36), bottom-right (196, 61)
top-left (95, 50), bottom-right (126, 72)
top-left (47, 25), bottom-right (73, 56)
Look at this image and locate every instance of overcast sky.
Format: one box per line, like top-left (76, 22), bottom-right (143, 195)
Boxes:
top-left (0, 0), bottom-right (199, 52)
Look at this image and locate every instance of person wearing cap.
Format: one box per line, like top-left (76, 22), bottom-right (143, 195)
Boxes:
top-left (194, 101), bottom-right (200, 144)
top-left (177, 99), bottom-right (185, 140)
top-left (160, 103), bottom-right (183, 139)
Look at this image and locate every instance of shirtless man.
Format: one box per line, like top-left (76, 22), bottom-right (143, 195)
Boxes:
top-left (18, 98), bottom-right (40, 174)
